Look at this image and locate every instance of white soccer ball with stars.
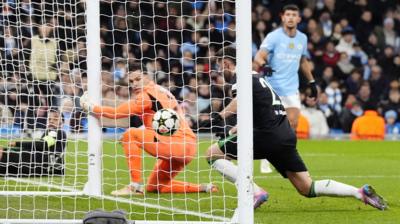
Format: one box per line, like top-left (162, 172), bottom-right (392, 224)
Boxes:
top-left (152, 109), bottom-right (180, 136)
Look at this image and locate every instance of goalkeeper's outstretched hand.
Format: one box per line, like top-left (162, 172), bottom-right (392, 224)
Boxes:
top-left (79, 91), bottom-right (94, 112)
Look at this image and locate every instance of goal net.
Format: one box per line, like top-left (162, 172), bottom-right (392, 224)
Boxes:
top-left (0, 0), bottom-right (247, 223)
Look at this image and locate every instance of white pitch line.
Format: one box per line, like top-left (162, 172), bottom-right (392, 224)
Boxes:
top-left (5, 178), bottom-right (230, 222)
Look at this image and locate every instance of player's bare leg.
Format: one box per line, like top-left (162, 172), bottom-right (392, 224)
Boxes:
top-left (285, 107), bottom-right (300, 129)
top-left (286, 171), bottom-right (387, 210)
top-left (206, 143), bottom-right (268, 208)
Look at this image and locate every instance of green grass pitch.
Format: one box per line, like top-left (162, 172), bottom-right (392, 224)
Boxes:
top-left (0, 139), bottom-right (399, 223)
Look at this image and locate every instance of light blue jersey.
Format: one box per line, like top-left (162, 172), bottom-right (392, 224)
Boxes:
top-left (260, 27), bottom-right (308, 96)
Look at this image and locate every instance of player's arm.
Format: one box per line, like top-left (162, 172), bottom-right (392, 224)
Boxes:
top-left (254, 50), bottom-right (269, 70)
top-left (80, 91), bottom-right (151, 119)
top-left (300, 56), bottom-right (318, 99)
top-left (219, 97), bottom-right (237, 119)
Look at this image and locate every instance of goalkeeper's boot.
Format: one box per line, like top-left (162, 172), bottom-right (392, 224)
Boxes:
top-left (201, 183), bottom-right (219, 193)
top-left (359, 184), bottom-right (388, 210)
top-left (111, 183), bottom-right (144, 196)
top-left (254, 189), bottom-right (269, 209)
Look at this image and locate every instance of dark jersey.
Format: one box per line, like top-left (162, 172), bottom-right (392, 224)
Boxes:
top-left (0, 129), bottom-right (67, 176)
top-left (232, 76), bottom-right (287, 130)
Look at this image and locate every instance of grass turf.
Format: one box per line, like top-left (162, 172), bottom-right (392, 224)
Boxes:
top-left (0, 139), bottom-right (399, 223)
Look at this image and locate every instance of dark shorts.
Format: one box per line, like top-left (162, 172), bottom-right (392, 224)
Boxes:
top-left (218, 128), bottom-right (308, 178)
top-left (0, 149), bottom-right (64, 177)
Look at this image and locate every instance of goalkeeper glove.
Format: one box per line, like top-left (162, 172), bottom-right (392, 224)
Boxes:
top-left (262, 64), bottom-right (275, 77)
top-left (79, 91), bottom-right (94, 112)
top-left (308, 80), bottom-right (318, 99)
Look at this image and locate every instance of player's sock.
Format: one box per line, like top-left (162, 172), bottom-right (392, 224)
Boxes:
top-left (311, 180), bottom-right (362, 199)
top-left (211, 159), bottom-right (263, 194)
top-left (122, 139), bottom-right (142, 183)
top-left (158, 180), bottom-right (201, 193)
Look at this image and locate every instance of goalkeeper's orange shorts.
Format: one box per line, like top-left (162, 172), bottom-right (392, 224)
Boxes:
top-left (121, 128), bottom-right (201, 193)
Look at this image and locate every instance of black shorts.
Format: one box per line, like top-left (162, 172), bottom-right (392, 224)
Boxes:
top-left (217, 128), bottom-right (308, 178)
top-left (0, 149), bottom-right (64, 177)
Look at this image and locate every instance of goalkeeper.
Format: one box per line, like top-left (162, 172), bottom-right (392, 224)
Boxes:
top-left (0, 109), bottom-right (66, 176)
top-left (204, 46), bottom-right (387, 210)
top-left (80, 62), bottom-right (216, 195)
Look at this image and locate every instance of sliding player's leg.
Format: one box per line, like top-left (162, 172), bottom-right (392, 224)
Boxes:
top-left (275, 146), bottom-right (388, 210)
top-left (206, 134), bottom-right (268, 208)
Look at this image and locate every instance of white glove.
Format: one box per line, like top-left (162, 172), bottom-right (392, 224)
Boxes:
top-left (79, 91), bottom-right (94, 112)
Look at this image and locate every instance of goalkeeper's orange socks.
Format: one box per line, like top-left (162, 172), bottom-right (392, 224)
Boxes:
top-left (122, 140), bottom-right (142, 183)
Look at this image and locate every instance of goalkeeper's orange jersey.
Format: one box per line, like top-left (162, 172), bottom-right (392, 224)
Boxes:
top-left (92, 81), bottom-right (195, 139)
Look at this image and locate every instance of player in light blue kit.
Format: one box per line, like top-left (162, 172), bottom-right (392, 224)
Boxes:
top-left (254, 4), bottom-right (318, 173)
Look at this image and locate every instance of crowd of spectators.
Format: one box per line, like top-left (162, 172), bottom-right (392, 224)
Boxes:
top-left (0, 0), bottom-right (399, 138)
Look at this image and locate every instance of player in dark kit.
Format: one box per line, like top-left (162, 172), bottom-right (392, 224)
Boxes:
top-left (204, 46), bottom-right (387, 210)
top-left (0, 109), bottom-right (66, 177)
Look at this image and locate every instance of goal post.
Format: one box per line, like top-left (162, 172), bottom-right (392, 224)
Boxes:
top-left (235, 0), bottom-right (254, 223)
top-left (83, 0), bottom-right (102, 197)
top-left (0, 0), bottom-right (254, 223)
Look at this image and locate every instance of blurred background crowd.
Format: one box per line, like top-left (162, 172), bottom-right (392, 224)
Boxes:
top-left (0, 0), bottom-right (399, 138)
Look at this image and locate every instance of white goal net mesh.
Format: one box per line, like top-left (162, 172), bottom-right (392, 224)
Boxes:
top-left (0, 0), bottom-right (237, 222)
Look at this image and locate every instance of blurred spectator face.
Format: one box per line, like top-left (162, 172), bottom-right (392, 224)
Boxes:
top-left (370, 65), bottom-right (382, 80)
top-left (322, 66), bottom-right (334, 80)
top-left (307, 19), bottom-right (318, 33)
top-left (320, 12), bottom-right (331, 23)
top-left (333, 23), bottom-right (342, 35)
top-left (383, 18), bottom-right (395, 31)
top-left (198, 85), bottom-right (210, 98)
top-left (281, 8), bottom-right (301, 29)
top-left (302, 7), bottom-right (313, 19)
top-left (394, 56), bottom-right (400, 66)
top-left (183, 51), bottom-right (193, 60)
top-left (359, 84), bottom-right (371, 99)
top-left (368, 57), bottom-right (377, 66)
top-left (339, 52), bottom-right (349, 61)
top-left (255, 21), bottom-right (266, 32)
top-left (350, 70), bottom-right (362, 82)
top-left (389, 90), bottom-right (400, 103)
top-left (368, 33), bottom-right (378, 45)
top-left (339, 18), bottom-right (349, 28)
top-left (361, 11), bottom-right (372, 22)
top-left (343, 33), bottom-right (353, 43)
top-left (39, 23), bottom-right (53, 38)
top-left (319, 93), bottom-right (328, 104)
top-left (389, 80), bottom-right (400, 90)
top-left (384, 46), bottom-right (394, 57)
top-left (305, 96), bottom-right (317, 107)
top-left (329, 80), bottom-right (339, 89)
top-left (261, 9), bottom-right (271, 21)
top-left (326, 41), bottom-right (336, 52)
top-left (310, 31), bottom-right (322, 43)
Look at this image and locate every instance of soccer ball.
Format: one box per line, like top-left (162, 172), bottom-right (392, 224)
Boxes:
top-left (152, 109), bottom-right (180, 136)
